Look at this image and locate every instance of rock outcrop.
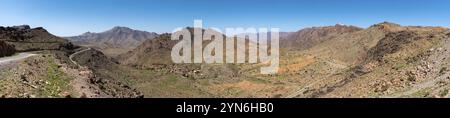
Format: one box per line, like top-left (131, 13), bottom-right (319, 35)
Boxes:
top-left (0, 25), bottom-right (74, 52)
top-left (0, 40), bottom-right (15, 57)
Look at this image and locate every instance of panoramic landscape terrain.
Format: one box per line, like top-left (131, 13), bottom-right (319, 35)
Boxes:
top-left (2, 22), bottom-right (450, 98)
top-left (1, 0), bottom-right (450, 98)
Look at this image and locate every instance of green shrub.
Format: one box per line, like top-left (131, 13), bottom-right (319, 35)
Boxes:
top-left (41, 57), bottom-right (71, 97)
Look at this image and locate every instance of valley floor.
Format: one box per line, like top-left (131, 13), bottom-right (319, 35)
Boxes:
top-left (117, 45), bottom-right (450, 98)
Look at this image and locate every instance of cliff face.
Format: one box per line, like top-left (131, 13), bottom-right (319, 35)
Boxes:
top-left (0, 40), bottom-right (15, 57)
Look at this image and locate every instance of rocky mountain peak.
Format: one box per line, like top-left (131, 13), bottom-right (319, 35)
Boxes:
top-left (369, 22), bottom-right (402, 30)
top-left (66, 26), bottom-right (159, 56)
top-left (108, 26), bottom-right (135, 33)
top-left (11, 25), bottom-right (31, 30)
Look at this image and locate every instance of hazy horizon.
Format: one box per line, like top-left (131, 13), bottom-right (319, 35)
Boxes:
top-left (1, 0), bottom-right (449, 36)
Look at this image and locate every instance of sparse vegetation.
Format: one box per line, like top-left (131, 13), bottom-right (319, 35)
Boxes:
top-left (439, 89), bottom-right (449, 97)
top-left (393, 63), bottom-right (407, 70)
top-left (2, 22), bottom-right (450, 98)
top-left (40, 57), bottom-right (72, 97)
top-left (249, 77), bottom-right (271, 84)
top-left (408, 88), bottom-right (431, 98)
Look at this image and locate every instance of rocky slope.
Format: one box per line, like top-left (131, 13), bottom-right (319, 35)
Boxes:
top-left (70, 49), bottom-right (143, 98)
top-left (0, 53), bottom-right (142, 98)
top-left (3, 23), bottom-right (450, 98)
top-left (281, 24), bottom-right (362, 50)
top-left (118, 33), bottom-right (176, 66)
top-left (285, 22), bottom-right (450, 98)
top-left (0, 25), bottom-right (74, 52)
top-left (0, 25), bottom-right (142, 98)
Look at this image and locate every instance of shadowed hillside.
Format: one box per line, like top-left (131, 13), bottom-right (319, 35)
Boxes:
top-left (0, 41), bottom-right (15, 57)
top-left (0, 25), bottom-right (74, 52)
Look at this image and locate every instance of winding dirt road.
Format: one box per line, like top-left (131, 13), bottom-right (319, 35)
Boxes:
top-left (69, 47), bottom-right (91, 67)
top-left (0, 53), bottom-right (37, 67)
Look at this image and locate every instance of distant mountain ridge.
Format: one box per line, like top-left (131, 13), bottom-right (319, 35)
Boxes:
top-left (66, 26), bottom-right (158, 56)
top-left (281, 24), bottom-right (363, 50)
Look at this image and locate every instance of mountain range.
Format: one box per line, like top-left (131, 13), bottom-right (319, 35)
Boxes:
top-left (66, 26), bottom-right (158, 56)
top-left (2, 22), bottom-right (450, 98)
top-left (115, 22), bottom-right (450, 98)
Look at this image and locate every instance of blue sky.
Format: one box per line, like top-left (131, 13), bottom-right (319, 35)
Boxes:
top-left (1, 0), bottom-right (449, 36)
